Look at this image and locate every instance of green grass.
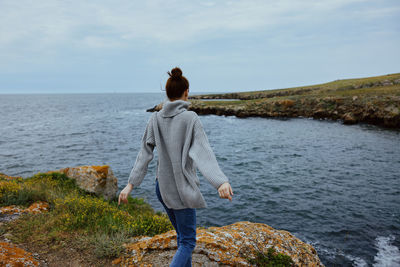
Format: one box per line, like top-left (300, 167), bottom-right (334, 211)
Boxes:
top-left (242, 247), bottom-right (295, 267)
top-left (1, 172), bottom-right (174, 259)
top-left (190, 72), bottom-right (400, 101)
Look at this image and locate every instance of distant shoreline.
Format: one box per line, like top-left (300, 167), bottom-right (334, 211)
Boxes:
top-left (148, 73), bottom-right (400, 129)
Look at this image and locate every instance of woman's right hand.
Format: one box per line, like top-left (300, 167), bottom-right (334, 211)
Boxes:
top-left (218, 182), bottom-right (233, 202)
top-left (118, 183), bottom-right (133, 206)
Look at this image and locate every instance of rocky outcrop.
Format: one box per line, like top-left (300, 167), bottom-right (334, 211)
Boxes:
top-left (48, 165), bottom-right (118, 201)
top-left (149, 73), bottom-right (400, 128)
top-left (146, 102), bottom-right (163, 112)
top-left (113, 221), bottom-right (323, 266)
top-left (0, 201), bottom-right (50, 266)
top-left (0, 201), bottom-right (50, 222)
top-left (148, 95), bottom-right (400, 128)
top-left (0, 242), bottom-right (39, 266)
top-left (188, 88), bottom-right (315, 101)
top-left (0, 169), bottom-right (324, 266)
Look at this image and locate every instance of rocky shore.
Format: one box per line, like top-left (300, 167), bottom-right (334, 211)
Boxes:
top-left (147, 73), bottom-right (400, 128)
top-left (0, 166), bottom-right (324, 266)
top-left (113, 221), bottom-right (323, 266)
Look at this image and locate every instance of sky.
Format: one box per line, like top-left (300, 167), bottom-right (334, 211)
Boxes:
top-left (0, 0), bottom-right (399, 94)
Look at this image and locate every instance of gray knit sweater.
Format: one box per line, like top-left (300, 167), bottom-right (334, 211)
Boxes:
top-left (128, 99), bottom-right (229, 209)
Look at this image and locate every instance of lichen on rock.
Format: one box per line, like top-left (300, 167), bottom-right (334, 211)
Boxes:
top-left (114, 221), bottom-right (324, 266)
top-left (48, 165), bottom-right (118, 200)
top-left (0, 242), bottom-right (39, 267)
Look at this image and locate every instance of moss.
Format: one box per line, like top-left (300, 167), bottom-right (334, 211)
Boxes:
top-left (245, 247), bottom-right (295, 267)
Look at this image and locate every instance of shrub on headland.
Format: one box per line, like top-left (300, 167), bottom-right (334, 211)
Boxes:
top-left (0, 172), bottom-right (173, 259)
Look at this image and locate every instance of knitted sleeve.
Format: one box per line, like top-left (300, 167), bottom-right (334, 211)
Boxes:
top-left (128, 114), bottom-right (155, 187)
top-left (188, 116), bottom-right (229, 190)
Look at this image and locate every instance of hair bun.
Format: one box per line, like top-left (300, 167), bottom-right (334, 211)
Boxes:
top-left (168, 67), bottom-right (183, 80)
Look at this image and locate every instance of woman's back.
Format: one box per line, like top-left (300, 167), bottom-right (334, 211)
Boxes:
top-left (155, 100), bottom-right (197, 159)
top-left (128, 98), bottom-right (230, 210)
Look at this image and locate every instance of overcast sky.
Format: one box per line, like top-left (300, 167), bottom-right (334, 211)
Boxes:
top-left (0, 0), bottom-right (399, 94)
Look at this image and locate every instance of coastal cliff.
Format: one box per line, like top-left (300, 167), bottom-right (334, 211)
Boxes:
top-left (148, 73), bottom-right (400, 128)
top-left (0, 166), bottom-right (324, 266)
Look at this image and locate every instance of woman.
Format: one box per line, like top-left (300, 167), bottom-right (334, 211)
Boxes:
top-left (118, 67), bottom-right (234, 267)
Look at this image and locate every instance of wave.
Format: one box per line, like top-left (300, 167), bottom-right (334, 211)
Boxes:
top-left (373, 235), bottom-right (400, 267)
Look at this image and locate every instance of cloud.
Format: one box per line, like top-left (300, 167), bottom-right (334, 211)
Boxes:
top-left (1, 0), bottom-right (387, 51)
top-left (0, 0), bottom-right (398, 92)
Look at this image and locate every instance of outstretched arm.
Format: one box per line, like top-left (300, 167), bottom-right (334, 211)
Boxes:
top-left (188, 116), bottom-right (233, 201)
top-left (120, 114), bottom-right (156, 205)
top-left (127, 115), bottom-right (156, 188)
top-left (188, 116), bottom-right (229, 190)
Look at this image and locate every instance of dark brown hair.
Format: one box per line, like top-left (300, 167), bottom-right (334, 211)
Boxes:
top-left (165, 67), bottom-right (189, 100)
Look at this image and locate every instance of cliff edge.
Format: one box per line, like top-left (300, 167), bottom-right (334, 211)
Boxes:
top-left (0, 166), bottom-right (323, 266)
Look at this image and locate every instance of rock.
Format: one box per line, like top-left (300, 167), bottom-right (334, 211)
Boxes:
top-left (280, 99), bottom-right (295, 107)
top-left (0, 201), bottom-right (50, 222)
top-left (381, 80), bottom-right (393, 86)
top-left (373, 82), bottom-right (380, 87)
top-left (384, 105), bottom-right (399, 116)
top-left (114, 221), bottom-right (324, 266)
top-left (146, 103), bottom-right (163, 112)
top-left (362, 83), bottom-right (372, 88)
top-left (352, 96), bottom-right (358, 101)
top-left (342, 113), bottom-right (357, 125)
top-left (394, 79), bottom-right (400, 85)
top-left (49, 165), bottom-right (118, 201)
top-left (0, 201), bottom-right (49, 215)
top-left (0, 242), bottom-right (39, 266)
top-left (313, 109), bottom-right (329, 118)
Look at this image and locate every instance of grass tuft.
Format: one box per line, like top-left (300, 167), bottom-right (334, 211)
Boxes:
top-left (1, 172), bottom-right (174, 259)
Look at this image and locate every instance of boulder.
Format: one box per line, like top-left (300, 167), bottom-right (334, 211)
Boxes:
top-left (313, 109), bottom-right (329, 118)
top-left (342, 113), bottom-right (357, 125)
top-left (381, 80), bottom-right (393, 86)
top-left (49, 165), bottom-right (118, 201)
top-left (114, 221), bottom-right (324, 266)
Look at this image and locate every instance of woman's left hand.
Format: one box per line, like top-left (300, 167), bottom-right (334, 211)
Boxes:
top-left (118, 183), bottom-right (133, 206)
top-left (218, 182), bottom-right (233, 202)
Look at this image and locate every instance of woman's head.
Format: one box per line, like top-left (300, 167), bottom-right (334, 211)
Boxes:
top-left (165, 67), bottom-right (189, 100)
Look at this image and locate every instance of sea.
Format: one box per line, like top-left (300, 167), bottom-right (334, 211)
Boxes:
top-left (1, 93), bottom-right (399, 266)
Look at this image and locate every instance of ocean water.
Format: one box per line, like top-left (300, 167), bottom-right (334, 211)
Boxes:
top-left (1, 93), bottom-right (399, 266)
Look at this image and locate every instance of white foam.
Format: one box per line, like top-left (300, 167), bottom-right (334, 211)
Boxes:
top-left (373, 235), bottom-right (400, 267)
top-left (347, 255), bottom-right (368, 267)
top-left (303, 239), bottom-right (368, 266)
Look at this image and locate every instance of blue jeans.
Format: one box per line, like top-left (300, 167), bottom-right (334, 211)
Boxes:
top-left (155, 178), bottom-right (196, 267)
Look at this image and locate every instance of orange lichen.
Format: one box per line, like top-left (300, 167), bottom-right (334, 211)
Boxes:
top-left (91, 165), bottom-right (109, 178)
top-left (0, 242), bottom-right (39, 266)
top-left (45, 169), bottom-right (66, 175)
top-left (114, 221), bottom-right (323, 266)
top-left (24, 201), bottom-right (50, 214)
top-left (280, 99), bottom-right (295, 107)
top-left (57, 165), bottom-right (110, 180)
top-left (0, 173), bottom-right (23, 181)
top-left (0, 201), bottom-right (49, 215)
